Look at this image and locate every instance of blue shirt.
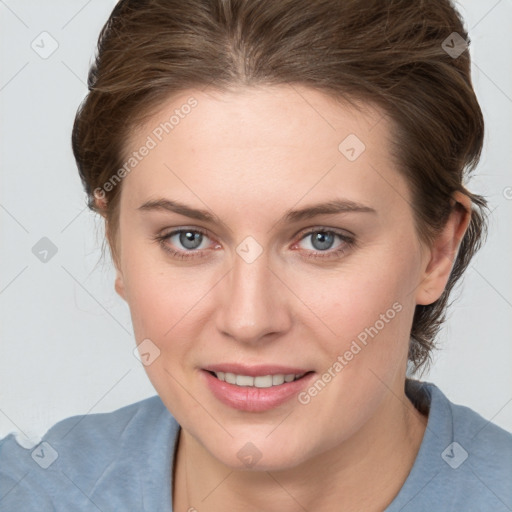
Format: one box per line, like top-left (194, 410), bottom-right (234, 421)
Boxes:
top-left (1, 379), bottom-right (511, 511)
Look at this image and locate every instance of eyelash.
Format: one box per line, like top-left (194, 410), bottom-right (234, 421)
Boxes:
top-left (153, 227), bottom-right (355, 261)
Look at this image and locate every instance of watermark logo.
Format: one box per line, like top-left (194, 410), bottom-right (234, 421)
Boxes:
top-left (236, 441), bottom-right (262, 468)
top-left (133, 338), bottom-right (161, 366)
top-left (441, 32), bottom-right (468, 59)
top-left (32, 237), bottom-right (58, 263)
top-left (236, 236), bottom-right (264, 264)
top-left (31, 441), bottom-right (58, 469)
top-left (441, 441), bottom-right (468, 469)
top-left (31, 31), bottom-right (59, 59)
top-left (338, 134), bottom-right (366, 162)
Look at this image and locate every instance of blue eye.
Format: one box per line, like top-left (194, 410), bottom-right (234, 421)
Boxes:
top-left (171, 230), bottom-right (205, 250)
top-left (304, 231), bottom-right (336, 251)
top-left (155, 228), bottom-right (215, 260)
top-left (296, 229), bottom-right (354, 260)
top-left (154, 227), bottom-right (355, 261)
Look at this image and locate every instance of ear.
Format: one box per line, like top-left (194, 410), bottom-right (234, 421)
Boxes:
top-left (93, 189), bottom-right (108, 214)
top-left (415, 191), bottom-right (472, 306)
top-left (108, 231), bottom-right (126, 301)
top-left (94, 192), bottom-right (127, 302)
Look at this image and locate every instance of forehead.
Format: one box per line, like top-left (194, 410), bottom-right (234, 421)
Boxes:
top-left (120, 85), bottom-right (409, 219)
top-left (130, 85), bottom-right (385, 152)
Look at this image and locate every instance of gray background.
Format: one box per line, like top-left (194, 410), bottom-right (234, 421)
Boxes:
top-left (1, 0), bottom-right (511, 444)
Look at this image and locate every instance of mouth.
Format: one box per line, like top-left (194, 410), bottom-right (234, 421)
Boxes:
top-left (201, 367), bottom-right (316, 412)
top-left (206, 370), bottom-right (313, 388)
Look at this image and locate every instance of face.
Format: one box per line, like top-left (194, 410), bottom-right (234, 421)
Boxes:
top-left (113, 85), bottom-right (430, 471)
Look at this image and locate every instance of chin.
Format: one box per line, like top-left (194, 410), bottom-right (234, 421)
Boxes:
top-left (206, 436), bottom-right (312, 472)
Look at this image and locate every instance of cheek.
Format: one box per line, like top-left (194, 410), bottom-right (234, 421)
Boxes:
top-left (122, 234), bottom-right (419, 354)
top-left (121, 258), bottom-right (211, 408)
top-left (120, 242), bottom-right (223, 382)
top-left (289, 254), bottom-right (416, 349)
top-left (123, 262), bottom-right (209, 342)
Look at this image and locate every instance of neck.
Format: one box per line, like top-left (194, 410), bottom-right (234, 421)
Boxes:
top-left (173, 379), bottom-right (428, 512)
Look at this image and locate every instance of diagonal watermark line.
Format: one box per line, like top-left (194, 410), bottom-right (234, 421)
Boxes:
top-left (164, 269), bottom-right (232, 337)
top-left (266, 266), bottom-right (338, 337)
top-left (163, 163), bottom-right (234, 236)
top-left (470, 395), bottom-right (512, 442)
top-left (61, 369), bottom-right (132, 440)
top-left (0, 0), bottom-right (29, 28)
top-left (61, 0), bottom-right (93, 29)
top-left (61, 265), bottom-right (132, 335)
top-left (473, 61), bottom-right (512, 106)
top-left (200, 470), bottom-right (234, 503)
top-left (0, 470), bottom-right (30, 504)
top-left (266, 162), bottom-right (337, 235)
top-left (0, 203), bottom-right (29, 233)
top-left (0, 61), bottom-right (29, 91)
top-left (0, 408), bottom-right (30, 440)
top-left (265, 409), bottom-right (294, 438)
top-left (467, 463), bottom-right (512, 511)
top-left (368, 110), bottom-right (388, 132)
top-left (368, 368), bottom-right (441, 441)
top-left (197, 75), bottom-right (222, 98)
top-left (470, 0), bottom-right (504, 31)
top-left (266, 471), bottom-right (310, 512)
top-left (397, 469), bottom-right (442, 511)
top-left (60, 471), bottom-right (106, 512)
top-left (61, 206), bottom-right (87, 233)
top-left (163, 367), bottom-right (233, 438)
top-left (368, 162), bottom-right (415, 213)
top-left (288, 83), bottom-right (336, 132)
top-left (471, 265), bottom-right (512, 309)
top-left (0, 265), bottom-right (28, 295)
top-left (61, 60), bottom-right (87, 87)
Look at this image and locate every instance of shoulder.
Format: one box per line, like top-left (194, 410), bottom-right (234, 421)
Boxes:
top-left (0, 395), bottom-right (178, 511)
top-left (433, 382), bottom-right (512, 509)
top-left (389, 380), bottom-right (512, 512)
top-left (425, 381), bottom-right (512, 471)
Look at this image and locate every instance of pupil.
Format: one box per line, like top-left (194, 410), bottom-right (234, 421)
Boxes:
top-left (180, 231), bottom-right (202, 249)
top-left (312, 232), bottom-right (334, 251)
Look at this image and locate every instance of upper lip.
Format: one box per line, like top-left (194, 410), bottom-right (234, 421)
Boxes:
top-left (203, 363), bottom-right (313, 377)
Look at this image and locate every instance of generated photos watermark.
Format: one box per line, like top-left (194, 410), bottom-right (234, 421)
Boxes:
top-left (298, 301), bottom-right (403, 405)
top-left (93, 96), bottom-right (198, 202)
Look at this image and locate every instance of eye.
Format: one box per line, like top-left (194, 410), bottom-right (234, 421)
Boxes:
top-left (294, 228), bottom-right (355, 260)
top-left (154, 226), bottom-right (355, 261)
top-left (154, 228), bottom-right (219, 260)
top-left (169, 230), bottom-right (208, 250)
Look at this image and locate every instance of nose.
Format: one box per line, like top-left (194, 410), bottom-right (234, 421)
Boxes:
top-left (215, 247), bottom-right (292, 345)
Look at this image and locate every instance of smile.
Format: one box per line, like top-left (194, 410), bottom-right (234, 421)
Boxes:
top-left (209, 371), bottom-right (307, 388)
top-left (202, 369), bottom-right (315, 412)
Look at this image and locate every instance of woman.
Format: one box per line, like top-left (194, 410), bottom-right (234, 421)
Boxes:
top-left (1, 0), bottom-right (511, 510)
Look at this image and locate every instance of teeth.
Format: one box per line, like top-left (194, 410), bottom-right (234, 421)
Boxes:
top-left (213, 371), bottom-right (306, 387)
top-left (272, 374), bottom-right (285, 385)
top-left (236, 375), bottom-right (254, 387)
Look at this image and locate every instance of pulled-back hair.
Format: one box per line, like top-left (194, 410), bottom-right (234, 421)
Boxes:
top-left (72, 0), bottom-right (487, 374)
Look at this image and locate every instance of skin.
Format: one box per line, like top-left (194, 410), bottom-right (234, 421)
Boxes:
top-left (103, 85), bottom-right (471, 511)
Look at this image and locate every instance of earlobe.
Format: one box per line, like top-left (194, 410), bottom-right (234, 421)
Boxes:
top-left (416, 192), bottom-right (472, 306)
top-left (115, 270), bottom-right (126, 301)
top-left (93, 191), bottom-right (108, 214)
top-left (100, 214), bottom-right (125, 301)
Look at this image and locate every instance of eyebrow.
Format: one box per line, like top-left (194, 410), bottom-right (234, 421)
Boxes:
top-left (137, 198), bottom-right (376, 225)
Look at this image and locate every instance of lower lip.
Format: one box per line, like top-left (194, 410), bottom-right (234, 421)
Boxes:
top-left (202, 370), bottom-right (315, 412)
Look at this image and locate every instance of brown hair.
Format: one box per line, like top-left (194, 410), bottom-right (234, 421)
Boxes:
top-left (72, 0), bottom-right (488, 375)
